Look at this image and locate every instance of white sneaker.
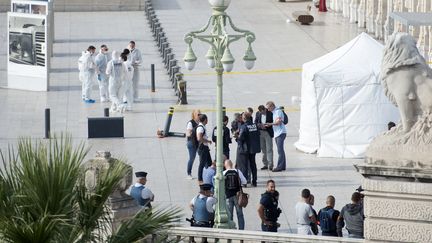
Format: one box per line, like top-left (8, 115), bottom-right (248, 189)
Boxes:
top-left (186, 175), bottom-right (194, 180)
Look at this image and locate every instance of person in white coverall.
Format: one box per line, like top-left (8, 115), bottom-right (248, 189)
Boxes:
top-left (94, 44), bottom-right (110, 102)
top-left (106, 51), bottom-right (127, 112)
top-left (78, 45), bottom-right (96, 103)
top-left (121, 51), bottom-right (134, 111)
top-left (128, 41), bottom-right (142, 101)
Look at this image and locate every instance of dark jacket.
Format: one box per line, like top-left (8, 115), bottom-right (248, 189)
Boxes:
top-left (212, 125), bottom-right (231, 151)
top-left (238, 120), bottom-right (261, 154)
top-left (254, 110), bottom-right (274, 137)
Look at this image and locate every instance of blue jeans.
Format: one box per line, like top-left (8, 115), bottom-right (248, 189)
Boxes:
top-left (275, 133), bottom-right (286, 170)
top-left (226, 196), bottom-right (245, 230)
top-left (186, 140), bottom-right (197, 175)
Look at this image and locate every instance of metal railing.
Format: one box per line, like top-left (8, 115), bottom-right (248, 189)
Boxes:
top-left (155, 227), bottom-right (364, 243)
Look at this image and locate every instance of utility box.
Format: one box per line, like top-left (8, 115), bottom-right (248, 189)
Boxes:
top-left (88, 117), bottom-right (124, 138)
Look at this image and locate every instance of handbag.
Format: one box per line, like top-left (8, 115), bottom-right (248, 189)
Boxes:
top-left (237, 188), bottom-right (249, 208)
top-left (235, 171), bottom-right (249, 207)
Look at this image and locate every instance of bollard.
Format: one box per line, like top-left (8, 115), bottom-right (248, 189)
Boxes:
top-left (104, 108), bottom-right (109, 117)
top-left (162, 107), bottom-right (175, 137)
top-left (45, 108), bottom-right (50, 139)
top-left (177, 78), bottom-right (188, 105)
top-left (151, 64), bottom-right (155, 92)
top-left (223, 106), bottom-right (226, 118)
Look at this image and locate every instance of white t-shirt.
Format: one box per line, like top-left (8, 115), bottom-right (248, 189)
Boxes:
top-left (196, 123), bottom-right (209, 145)
top-left (295, 201), bottom-right (314, 225)
top-left (261, 114), bottom-right (267, 124)
top-left (186, 121), bottom-right (194, 130)
top-left (190, 194), bottom-right (217, 213)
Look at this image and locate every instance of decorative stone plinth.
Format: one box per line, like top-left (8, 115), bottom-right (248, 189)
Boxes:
top-left (356, 164), bottom-right (432, 243)
top-left (83, 151), bottom-right (140, 232)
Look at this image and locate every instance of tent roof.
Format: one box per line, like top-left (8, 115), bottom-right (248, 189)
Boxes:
top-left (302, 33), bottom-right (384, 84)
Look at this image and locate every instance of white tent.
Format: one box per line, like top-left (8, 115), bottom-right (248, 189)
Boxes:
top-left (294, 33), bottom-right (399, 158)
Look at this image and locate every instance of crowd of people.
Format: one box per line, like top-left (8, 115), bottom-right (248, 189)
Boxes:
top-left (128, 170), bottom-right (364, 239)
top-left (77, 41), bottom-right (142, 112)
top-left (185, 101), bottom-right (289, 186)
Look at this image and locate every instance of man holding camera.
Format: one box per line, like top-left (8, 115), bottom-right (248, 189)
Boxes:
top-left (257, 180), bottom-right (281, 232)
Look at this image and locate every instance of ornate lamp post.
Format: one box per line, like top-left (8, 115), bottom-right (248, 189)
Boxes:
top-left (183, 0), bottom-right (256, 229)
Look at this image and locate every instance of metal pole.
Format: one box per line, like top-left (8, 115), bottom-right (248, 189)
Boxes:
top-left (104, 108), bottom-right (109, 117)
top-left (213, 65), bottom-right (230, 229)
top-left (45, 108), bottom-right (50, 139)
top-left (151, 64), bottom-right (156, 92)
top-left (163, 107), bottom-right (174, 137)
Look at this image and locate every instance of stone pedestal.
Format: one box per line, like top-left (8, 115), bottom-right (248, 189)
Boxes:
top-left (83, 151), bottom-right (140, 232)
top-left (356, 164), bottom-right (432, 243)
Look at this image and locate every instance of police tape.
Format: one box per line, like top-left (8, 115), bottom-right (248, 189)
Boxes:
top-left (171, 106), bottom-right (300, 113)
top-left (183, 63), bottom-right (432, 76)
top-left (183, 67), bottom-right (303, 76)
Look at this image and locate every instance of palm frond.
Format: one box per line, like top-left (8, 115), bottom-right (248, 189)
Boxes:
top-left (108, 206), bottom-right (182, 243)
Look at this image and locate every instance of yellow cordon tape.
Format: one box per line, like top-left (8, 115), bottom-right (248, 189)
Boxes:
top-left (172, 106), bottom-right (300, 113)
top-left (184, 63), bottom-right (432, 76)
top-left (183, 67), bottom-right (303, 76)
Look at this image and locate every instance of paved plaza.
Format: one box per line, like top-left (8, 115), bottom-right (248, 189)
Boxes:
top-left (0, 0), bottom-right (365, 233)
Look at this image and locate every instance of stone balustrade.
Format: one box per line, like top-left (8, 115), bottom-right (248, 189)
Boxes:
top-left (326, 0), bottom-right (432, 65)
top-left (159, 227), bottom-right (364, 243)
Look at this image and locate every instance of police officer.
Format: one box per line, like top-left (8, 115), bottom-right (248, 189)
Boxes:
top-left (258, 180), bottom-right (281, 232)
top-left (237, 112), bottom-right (260, 187)
top-left (130, 171), bottom-right (154, 209)
top-left (189, 183), bottom-right (217, 227)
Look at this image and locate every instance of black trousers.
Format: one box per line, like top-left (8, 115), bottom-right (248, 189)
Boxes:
top-left (198, 145), bottom-right (212, 181)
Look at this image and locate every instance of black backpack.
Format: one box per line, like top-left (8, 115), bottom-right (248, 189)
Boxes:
top-left (319, 208), bottom-right (337, 233)
top-left (282, 110), bottom-right (288, 125)
top-left (225, 170), bottom-right (241, 191)
top-left (191, 124), bottom-right (204, 149)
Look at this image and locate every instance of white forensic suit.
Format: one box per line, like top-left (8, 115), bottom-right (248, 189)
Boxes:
top-left (106, 51), bottom-right (128, 112)
top-left (123, 57), bottom-right (134, 111)
top-left (78, 51), bottom-right (96, 101)
top-left (129, 48), bottom-right (142, 100)
top-left (95, 50), bottom-right (110, 102)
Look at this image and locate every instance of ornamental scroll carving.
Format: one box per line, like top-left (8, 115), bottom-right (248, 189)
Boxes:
top-left (365, 218), bottom-right (432, 243)
top-left (365, 197), bottom-right (432, 221)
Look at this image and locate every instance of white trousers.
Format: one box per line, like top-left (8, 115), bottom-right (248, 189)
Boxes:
top-left (132, 66), bottom-right (140, 100)
top-left (98, 73), bottom-right (109, 100)
top-left (297, 225), bottom-right (312, 235)
top-left (81, 71), bottom-right (95, 100)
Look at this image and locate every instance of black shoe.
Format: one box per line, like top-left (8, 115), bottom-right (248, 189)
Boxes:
top-left (242, 184), bottom-right (247, 188)
top-left (260, 166), bottom-right (268, 170)
top-left (272, 169), bottom-right (283, 172)
top-left (252, 182), bottom-right (257, 187)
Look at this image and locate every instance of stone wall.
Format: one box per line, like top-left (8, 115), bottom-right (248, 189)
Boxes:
top-left (0, 0), bottom-right (147, 12)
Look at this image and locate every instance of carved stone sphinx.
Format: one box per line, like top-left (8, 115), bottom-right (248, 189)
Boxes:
top-left (366, 32), bottom-right (432, 170)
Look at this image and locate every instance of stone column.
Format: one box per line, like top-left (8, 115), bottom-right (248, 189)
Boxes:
top-left (374, 0), bottom-right (385, 39)
top-left (357, 0), bottom-right (366, 28)
top-left (83, 151), bottom-right (140, 232)
top-left (366, 0), bottom-right (376, 33)
top-left (350, 0), bottom-right (359, 23)
top-left (356, 166), bottom-right (432, 243)
top-left (384, 0), bottom-right (394, 42)
top-left (343, 0), bottom-right (351, 17)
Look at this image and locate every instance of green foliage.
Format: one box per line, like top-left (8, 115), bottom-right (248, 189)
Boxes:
top-left (0, 135), bottom-right (181, 243)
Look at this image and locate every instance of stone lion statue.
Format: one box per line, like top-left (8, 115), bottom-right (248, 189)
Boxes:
top-left (366, 32), bottom-right (432, 168)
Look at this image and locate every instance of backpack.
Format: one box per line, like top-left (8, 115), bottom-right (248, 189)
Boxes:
top-left (191, 124), bottom-right (204, 149)
top-left (282, 110), bottom-right (289, 125)
top-left (225, 170), bottom-right (241, 191)
top-left (319, 208), bottom-right (337, 233)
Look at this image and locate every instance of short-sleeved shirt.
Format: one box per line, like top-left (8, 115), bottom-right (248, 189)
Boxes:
top-left (132, 182), bottom-right (154, 200)
top-left (202, 167), bottom-right (216, 186)
top-left (190, 194), bottom-right (217, 213)
top-left (272, 108), bottom-right (287, 138)
top-left (196, 123), bottom-right (209, 146)
top-left (295, 201), bottom-right (314, 225)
